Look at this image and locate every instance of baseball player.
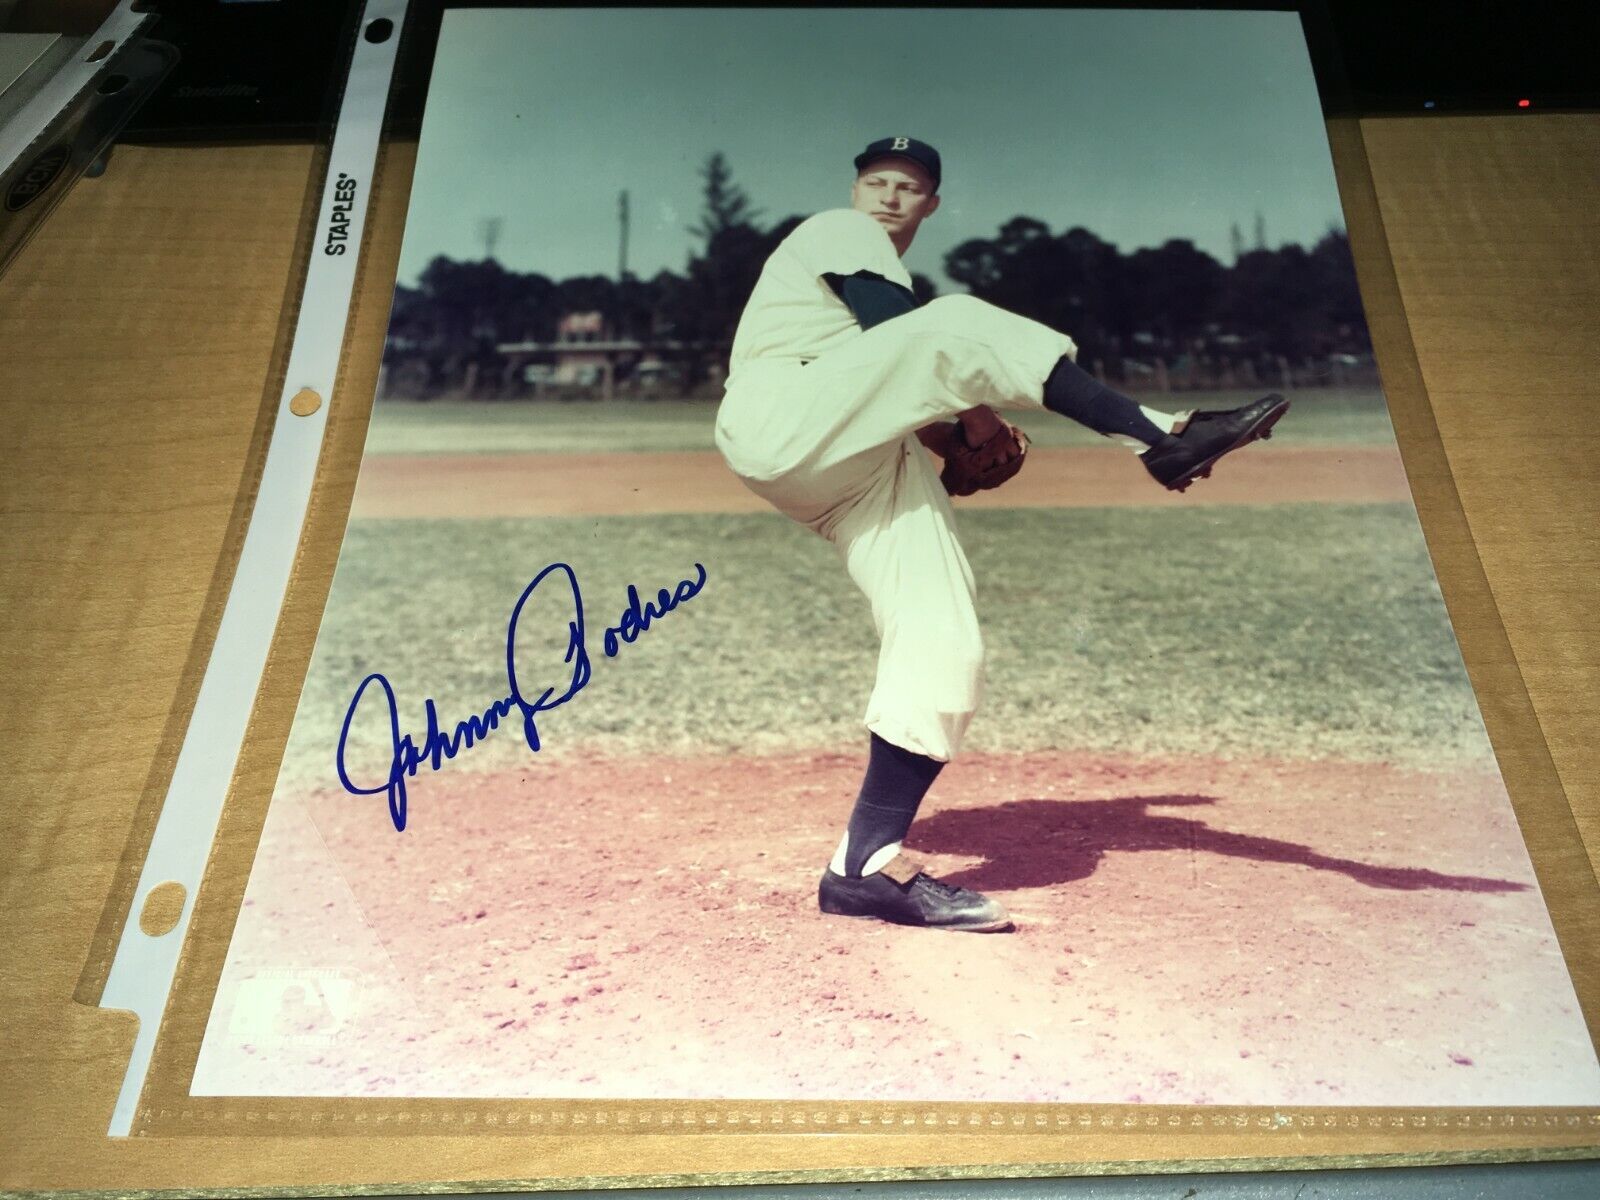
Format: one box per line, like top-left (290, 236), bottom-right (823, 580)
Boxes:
top-left (714, 136), bottom-right (1287, 933)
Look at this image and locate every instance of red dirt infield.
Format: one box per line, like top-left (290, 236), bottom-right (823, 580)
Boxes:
top-left (349, 445), bottom-right (1413, 519)
top-left (195, 747), bottom-right (1600, 1107)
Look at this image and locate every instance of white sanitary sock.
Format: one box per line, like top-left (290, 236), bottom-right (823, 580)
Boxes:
top-left (829, 834), bottom-right (902, 877)
top-left (1116, 407), bottom-right (1193, 454)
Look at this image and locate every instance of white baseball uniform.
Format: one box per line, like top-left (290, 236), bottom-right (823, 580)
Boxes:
top-left (714, 208), bottom-right (1078, 761)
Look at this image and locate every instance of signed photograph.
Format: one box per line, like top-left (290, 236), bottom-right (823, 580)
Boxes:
top-left (192, 7), bottom-right (1599, 1107)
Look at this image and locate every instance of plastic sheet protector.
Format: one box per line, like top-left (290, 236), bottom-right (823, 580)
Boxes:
top-left (77, 2), bottom-right (1600, 1186)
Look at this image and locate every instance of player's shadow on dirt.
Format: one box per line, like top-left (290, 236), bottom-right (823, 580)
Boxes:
top-left (910, 796), bottom-right (1530, 894)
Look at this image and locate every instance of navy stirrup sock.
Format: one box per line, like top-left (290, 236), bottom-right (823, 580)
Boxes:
top-left (1042, 356), bottom-right (1167, 448)
top-left (840, 733), bottom-right (945, 877)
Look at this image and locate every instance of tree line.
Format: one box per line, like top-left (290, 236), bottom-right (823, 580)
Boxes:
top-left (384, 153), bottom-right (1372, 398)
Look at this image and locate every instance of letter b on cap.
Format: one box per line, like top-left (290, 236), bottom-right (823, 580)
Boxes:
top-left (891, 137), bottom-right (909, 150)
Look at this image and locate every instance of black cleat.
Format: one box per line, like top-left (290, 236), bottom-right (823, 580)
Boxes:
top-left (1141, 393), bottom-right (1290, 492)
top-left (818, 854), bottom-right (1013, 933)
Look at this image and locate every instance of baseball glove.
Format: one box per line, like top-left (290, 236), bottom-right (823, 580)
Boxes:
top-left (939, 418), bottom-right (1030, 497)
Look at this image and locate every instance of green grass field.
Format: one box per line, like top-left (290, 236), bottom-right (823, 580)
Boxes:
top-left (293, 501), bottom-right (1492, 794)
top-left (363, 387), bottom-right (1399, 456)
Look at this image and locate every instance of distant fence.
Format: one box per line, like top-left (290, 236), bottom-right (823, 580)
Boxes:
top-left (377, 354), bottom-right (1381, 403)
top-left (1102, 355), bottom-right (1382, 394)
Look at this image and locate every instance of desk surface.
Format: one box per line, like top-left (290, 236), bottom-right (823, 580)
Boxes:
top-left (0, 114), bottom-right (1596, 1193)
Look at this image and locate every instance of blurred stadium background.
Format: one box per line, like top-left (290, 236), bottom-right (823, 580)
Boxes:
top-left (378, 154), bottom-right (1378, 404)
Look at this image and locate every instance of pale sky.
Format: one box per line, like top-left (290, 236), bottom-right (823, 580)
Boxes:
top-left (398, 7), bottom-right (1347, 288)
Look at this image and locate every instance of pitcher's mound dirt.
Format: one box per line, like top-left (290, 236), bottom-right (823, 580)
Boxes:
top-left (198, 748), bottom-right (1600, 1108)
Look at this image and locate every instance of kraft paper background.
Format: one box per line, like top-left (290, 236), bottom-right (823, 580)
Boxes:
top-left (2, 107), bottom-right (1598, 1193)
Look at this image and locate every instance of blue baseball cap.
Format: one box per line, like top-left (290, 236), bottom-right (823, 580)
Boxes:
top-left (853, 136), bottom-right (942, 190)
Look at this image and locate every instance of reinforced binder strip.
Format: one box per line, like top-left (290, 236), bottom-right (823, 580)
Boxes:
top-left (97, 0), bottom-right (409, 1137)
top-left (0, 0), bottom-right (150, 178)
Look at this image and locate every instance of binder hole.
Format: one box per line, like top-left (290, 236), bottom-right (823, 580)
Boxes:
top-left (139, 882), bottom-right (186, 937)
top-left (289, 388), bottom-right (322, 417)
top-left (86, 40), bottom-right (115, 63)
top-left (97, 74), bottom-right (128, 96)
top-left (364, 19), bottom-right (394, 44)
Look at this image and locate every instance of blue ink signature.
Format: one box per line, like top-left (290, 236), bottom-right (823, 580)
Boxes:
top-left (336, 561), bottom-right (708, 831)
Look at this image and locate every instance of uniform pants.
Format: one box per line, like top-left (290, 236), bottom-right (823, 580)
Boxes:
top-left (714, 295), bottom-right (1078, 761)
